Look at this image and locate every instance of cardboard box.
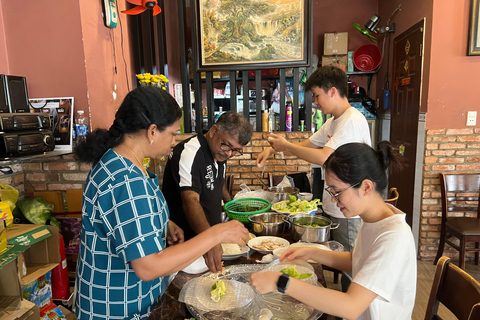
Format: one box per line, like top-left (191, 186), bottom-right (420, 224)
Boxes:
top-left (322, 55), bottom-right (348, 71)
top-left (0, 299), bottom-right (39, 320)
top-left (324, 32), bottom-right (348, 55)
top-left (22, 271), bottom-right (52, 311)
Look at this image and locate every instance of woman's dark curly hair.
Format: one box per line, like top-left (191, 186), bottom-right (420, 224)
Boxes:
top-left (75, 86), bottom-right (182, 164)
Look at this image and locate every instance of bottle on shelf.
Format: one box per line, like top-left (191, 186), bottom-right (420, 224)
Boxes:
top-left (262, 109), bottom-right (269, 132)
top-left (268, 108), bottom-right (275, 132)
top-left (75, 110), bottom-right (89, 145)
top-left (285, 102), bottom-right (293, 132)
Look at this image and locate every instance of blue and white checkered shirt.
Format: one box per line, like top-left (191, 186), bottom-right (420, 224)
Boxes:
top-left (75, 149), bottom-right (169, 320)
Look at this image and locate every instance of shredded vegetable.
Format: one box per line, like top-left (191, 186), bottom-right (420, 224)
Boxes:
top-left (273, 195), bottom-right (321, 214)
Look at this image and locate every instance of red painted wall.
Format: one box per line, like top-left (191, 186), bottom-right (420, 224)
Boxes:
top-left (0, 0), bottom-right (133, 130)
top-left (427, 0), bottom-right (480, 129)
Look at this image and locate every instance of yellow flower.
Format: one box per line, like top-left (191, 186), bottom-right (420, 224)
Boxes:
top-left (136, 73), bottom-right (168, 89)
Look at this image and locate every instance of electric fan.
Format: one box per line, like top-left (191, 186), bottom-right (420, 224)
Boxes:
top-left (352, 22), bottom-right (378, 43)
top-left (122, 0), bottom-right (161, 16)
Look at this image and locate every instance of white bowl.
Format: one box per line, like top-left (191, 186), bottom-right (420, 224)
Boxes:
top-left (298, 192), bottom-right (314, 201)
top-left (221, 243), bottom-right (250, 260)
top-left (247, 236), bottom-right (290, 254)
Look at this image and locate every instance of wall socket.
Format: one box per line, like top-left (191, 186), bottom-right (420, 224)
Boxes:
top-left (467, 111), bottom-right (477, 126)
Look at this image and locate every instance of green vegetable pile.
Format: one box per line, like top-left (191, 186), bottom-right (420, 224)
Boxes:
top-left (280, 266), bottom-right (312, 279)
top-left (273, 195), bottom-right (321, 214)
top-left (210, 280), bottom-right (226, 302)
top-left (298, 221), bottom-right (329, 227)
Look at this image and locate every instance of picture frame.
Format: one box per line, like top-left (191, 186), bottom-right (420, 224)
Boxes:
top-left (194, 0), bottom-right (311, 71)
top-left (29, 97), bottom-right (74, 151)
top-left (468, 0), bottom-right (480, 55)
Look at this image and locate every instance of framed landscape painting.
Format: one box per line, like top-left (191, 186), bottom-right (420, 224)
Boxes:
top-left (194, 0), bottom-right (311, 71)
top-left (468, 0), bottom-right (480, 55)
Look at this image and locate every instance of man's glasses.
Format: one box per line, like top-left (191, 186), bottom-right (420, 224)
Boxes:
top-left (325, 181), bottom-right (361, 203)
top-left (220, 142), bottom-right (243, 156)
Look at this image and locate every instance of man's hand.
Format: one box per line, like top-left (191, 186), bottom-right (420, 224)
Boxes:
top-left (256, 147), bottom-right (274, 167)
top-left (204, 244), bottom-right (223, 273)
top-left (167, 220), bottom-right (184, 245)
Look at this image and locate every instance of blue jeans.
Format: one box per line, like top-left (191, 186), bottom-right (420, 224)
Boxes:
top-left (327, 215), bottom-right (362, 292)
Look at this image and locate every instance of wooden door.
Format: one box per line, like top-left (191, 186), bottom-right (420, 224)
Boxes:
top-left (389, 20), bottom-right (424, 226)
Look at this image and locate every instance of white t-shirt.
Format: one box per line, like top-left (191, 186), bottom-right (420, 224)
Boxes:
top-left (309, 107), bottom-right (371, 218)
top-left (352, 207), bottom-right (417, 320)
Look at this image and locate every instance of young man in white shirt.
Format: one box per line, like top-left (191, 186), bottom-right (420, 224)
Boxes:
top-left (257, 65), bottom-right (372, 290)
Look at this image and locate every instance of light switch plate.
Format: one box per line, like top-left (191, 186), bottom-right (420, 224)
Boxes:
top-left (467, 111), bottom-right (477, 126)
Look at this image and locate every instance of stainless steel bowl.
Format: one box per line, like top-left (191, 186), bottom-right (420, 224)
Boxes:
top-left (248, 212), bottom-right (289, 236)
top-left (268, 186), bottom-right (300, 201)
top-left (289, 214), bottom-right (339, 243)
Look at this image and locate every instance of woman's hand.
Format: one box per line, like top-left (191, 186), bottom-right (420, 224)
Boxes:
top-left (214, 220), bottom-right (250, 246)
top-left (248, 271), bottom-right (282, 294)
top-left (280, 247), bottom-right (316, 262)
top-left (167, 220), bottom-right (184, 245)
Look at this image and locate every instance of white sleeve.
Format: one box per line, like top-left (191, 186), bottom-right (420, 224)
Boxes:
top-left (325, 114), bottom-right (371, 150)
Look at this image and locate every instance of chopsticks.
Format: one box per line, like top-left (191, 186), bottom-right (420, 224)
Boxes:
top-left (255, 173), bottom-right (268, 190)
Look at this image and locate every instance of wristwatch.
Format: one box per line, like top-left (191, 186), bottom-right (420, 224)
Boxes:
top-left (277, 274), bottom-right (290, 293)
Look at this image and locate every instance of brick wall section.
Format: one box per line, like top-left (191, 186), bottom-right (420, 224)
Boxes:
top-left (419, 128), bottom-right (480, 261)
top-left (174, 131), bottom-right (314, 193)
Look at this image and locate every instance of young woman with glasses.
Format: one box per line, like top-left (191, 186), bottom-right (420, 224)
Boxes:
top-left (249, 141), bottom-right (417, 320)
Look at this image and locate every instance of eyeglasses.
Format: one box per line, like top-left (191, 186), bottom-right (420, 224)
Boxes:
top-left (325, 181), bottom-right (361, 203)
top-left (220, 142), bottom-right (243, 156)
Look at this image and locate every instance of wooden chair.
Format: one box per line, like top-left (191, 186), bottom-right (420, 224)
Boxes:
top-left (225, 174), bottom-right (234, 198)
top-left (425, 256), bottom-right (480, 320)
top-left (433, 173), bottom-right (480, 269)
top-left (268, 173), bottom-right (285, 187)
top-left (384, 187), bottom-right (399, 206)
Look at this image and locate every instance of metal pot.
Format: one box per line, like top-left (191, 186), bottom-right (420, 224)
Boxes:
top-left (268, 186), bottom-right (300, 201)
top-left (289, 214), bottom-right (339, 243)
top-left (248, 212), bottom-right (289, 236)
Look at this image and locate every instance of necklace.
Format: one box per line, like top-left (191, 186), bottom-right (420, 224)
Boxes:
top-left (123, 143), bottom-right (148, 176)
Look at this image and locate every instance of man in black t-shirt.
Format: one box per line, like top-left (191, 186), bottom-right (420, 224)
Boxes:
top-left (162, 112), bottom-right (252, 273)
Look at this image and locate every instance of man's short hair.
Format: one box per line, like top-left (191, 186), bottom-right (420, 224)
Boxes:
top-left (215, 112), bottom-right (253, 145)
top-left (305, 65), bottom-right (349, 98)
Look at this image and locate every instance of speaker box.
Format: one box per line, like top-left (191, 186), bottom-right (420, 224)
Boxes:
top-left (5, 75), bottom-right (30, 113)
top-left (0, 75), bottom-right (10, 113)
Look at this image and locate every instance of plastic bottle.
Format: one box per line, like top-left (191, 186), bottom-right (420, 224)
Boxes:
top-left (75, 110), bottom-right (89, 145)
top-left (262, 109), bottom-right (269, 132)
top-left (285, 102), bottom-right (293, 131)
top-left (268, 108), bottom-right (275, 132)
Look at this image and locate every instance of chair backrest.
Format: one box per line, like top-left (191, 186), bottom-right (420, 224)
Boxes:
top-left (225, 174), bottom-right (234, 198)
top-left (268, 174), bottom-right (285, 187)
top-left (384, 187), bottom-right (399, 206)
top-left (425, 256), bottom-right (480, 320)
top-left (439, 173), bottom-right (480, 221)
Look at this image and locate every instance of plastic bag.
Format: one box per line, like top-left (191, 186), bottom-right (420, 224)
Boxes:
top-left (234, 183), bottom-right (276, 203)
top-left (16, 196), bottom-right (59, 228)
top-left (0, 183), bottom-right (19, 211)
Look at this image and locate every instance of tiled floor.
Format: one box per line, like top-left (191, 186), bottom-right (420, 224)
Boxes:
top-left (323, 259), bottom-right (480, 320)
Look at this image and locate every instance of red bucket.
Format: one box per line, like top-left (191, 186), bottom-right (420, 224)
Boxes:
top-left (353, 44), bottom-right (382, 71)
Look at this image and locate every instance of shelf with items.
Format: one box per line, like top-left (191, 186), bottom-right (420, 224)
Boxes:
top-left (346, 70), bottom-right (376, 97)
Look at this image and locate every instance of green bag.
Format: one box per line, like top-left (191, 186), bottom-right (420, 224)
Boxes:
top-left (16, 196), bottom-right (59, 229)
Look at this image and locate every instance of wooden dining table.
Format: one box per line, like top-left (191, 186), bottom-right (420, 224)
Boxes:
top-left (148, 240), bottom-right (335, 320)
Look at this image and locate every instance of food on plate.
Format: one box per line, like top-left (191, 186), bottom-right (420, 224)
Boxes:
top-left (210, 280), bottom-right (226, 302)
top-left (273, 195), bottom-right (321, 214)
top-left (221, 243), bottom-right (243, 255)
top-left (252, 240), bottom-right (286, 251)
top-left (280, 266), bottom-right (312, 279)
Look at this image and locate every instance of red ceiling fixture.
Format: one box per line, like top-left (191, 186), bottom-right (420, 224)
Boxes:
top-left (122, 0), bottom-right (162, 16)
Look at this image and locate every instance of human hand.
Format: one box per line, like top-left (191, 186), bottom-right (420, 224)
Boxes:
top-left (215, 220), bottom-right (249, 246)
top-left (167, 220), bottom-right (184, 245)
top-left (279, 247), bottom-right (315, 262)
top-left (248, 271), bottom-right (282, 294)
top-left (204, 244), bottom-right (223, 273)
top-left (256, 147), bottom-right (274, 167)
top-left (267, 133), bottom-right (289, 152)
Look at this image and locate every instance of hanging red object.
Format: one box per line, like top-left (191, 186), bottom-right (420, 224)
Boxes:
top-left (51, 234), bottom-right (70, 300)
top-left (122, 0), bottom-right (161, 16)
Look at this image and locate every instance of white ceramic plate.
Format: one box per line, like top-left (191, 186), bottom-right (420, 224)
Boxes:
top-left (221, 244), bottom-right (250, 260)
top-left (247, 236), bottom-right (290, 254)
top-left (271, 201), bottom-right (317, 215)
